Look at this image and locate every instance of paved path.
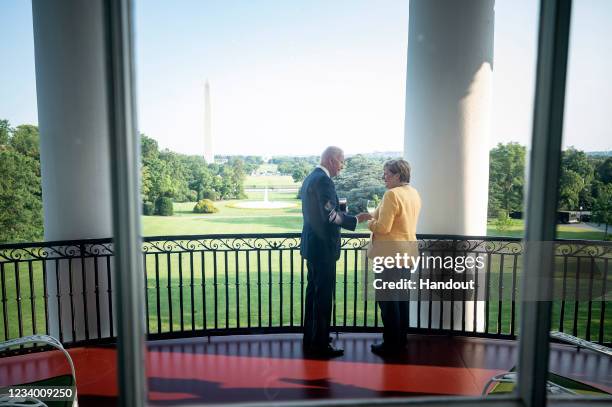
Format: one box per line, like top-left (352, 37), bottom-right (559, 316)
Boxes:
top-left (581, 222), bottom-right (609, 233)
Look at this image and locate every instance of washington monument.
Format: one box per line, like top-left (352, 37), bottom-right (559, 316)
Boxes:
top-left (204, 80), bottom-right (214, 163)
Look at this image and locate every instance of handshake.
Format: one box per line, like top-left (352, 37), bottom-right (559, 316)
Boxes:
top-left (336, 197), bottom-right (373, 223)
top-left (338, 198), bottom-right (374, 223)
top-left (325, 198), bottom-right (374, 225)
top-left (356, 212), bottom-right (372, 223)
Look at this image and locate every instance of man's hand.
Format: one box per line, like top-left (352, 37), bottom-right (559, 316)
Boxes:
top-left (356, 212), bottom-right (373, 223)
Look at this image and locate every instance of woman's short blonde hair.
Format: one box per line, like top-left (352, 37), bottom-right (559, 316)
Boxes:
top-left (384, 159), bottom-right (411, 183)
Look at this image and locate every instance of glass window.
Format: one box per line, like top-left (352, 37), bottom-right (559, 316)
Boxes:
top-left (546, 0), bottom-right (612, 400)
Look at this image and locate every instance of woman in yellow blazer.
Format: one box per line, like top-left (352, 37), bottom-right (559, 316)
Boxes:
top-left (367, 159), bottom-right (421, 356)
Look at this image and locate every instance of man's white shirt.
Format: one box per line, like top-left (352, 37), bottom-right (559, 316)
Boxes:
top-left (316, 164), bottom-right (331, 178)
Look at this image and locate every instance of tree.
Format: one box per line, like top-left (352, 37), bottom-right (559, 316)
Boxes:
top-left (229, 158), bottom-right (247, 198)
top-left (334, 155), bottom-right (387, 213)
top-left (592, 184), bottom-right (612, 238)
top-left (10, 125), bottom-right (40, 160)
top-left (596, 157), bottom-right (612, 184)
top-left (291, 163), bottom-right (311, 183)
top-left (159, 150), bottom-right (192, 201)
top-left (562, 147), bottom-right (592, 177)
top-left (559, 147), bottom-right (595, 210)
top-left (558, 170), bottom-right (584, 210)
top-left (143, 157), bottom-right (175, 202)
top-left (141, 134), bottom-right (159, 161)
top-left (139, 133), bottom-right (247, 205)
top-left (239, 155), bottom-right (263, 174)
top-left (141, 164), bottom-right (152, 202)
top-left (0, 149), bottom-right (43, 242)
top-left (189, 167), bottom-right (214, 200)
top-left (494, 210), bottom-right (513, 233)
top-left (274, 157), bottom-right (316, 183)
top-left (0, 119), bottom-right (10, 146)
top-left (0, 121), bottom-right (43, 243)
top-left (335, 155), bottom-right (386, 192)
top-left (488, 143), bottom-right (526, 216)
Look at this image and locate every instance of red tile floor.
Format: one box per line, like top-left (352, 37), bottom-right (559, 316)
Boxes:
top-left (1, 333), bottom-right (610, 405)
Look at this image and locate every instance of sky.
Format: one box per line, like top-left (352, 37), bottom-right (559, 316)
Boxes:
top-left (1, 0), bottom-right (610, 156)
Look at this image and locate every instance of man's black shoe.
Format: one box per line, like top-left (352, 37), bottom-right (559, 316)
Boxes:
top-left (304, 345), bottom-right (344, 358)
top-left (303, 337), bottom-right (334, 351)
top-left (370, 342), bottom-right (401, 357)
top-left (303, 336), bottom-right (333, 348)
top-left (325, 345), bottom-right (344, 357)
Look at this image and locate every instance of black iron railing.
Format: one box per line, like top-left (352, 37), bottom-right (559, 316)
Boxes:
top-left (0, 234), bottom-right (610, 352)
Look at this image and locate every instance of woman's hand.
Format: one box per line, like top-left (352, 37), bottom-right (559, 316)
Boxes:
top-left (356, 212), bottom-right (373, 223)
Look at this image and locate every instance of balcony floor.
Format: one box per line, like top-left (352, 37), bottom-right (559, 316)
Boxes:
top-left (2, 333), bottom-right (611, 406)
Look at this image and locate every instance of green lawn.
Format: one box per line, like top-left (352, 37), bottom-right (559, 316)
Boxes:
top-left (144, 192), bottom-right (302, 236)
top-left (143, 195), bottom-right (605, 240)
top-left (487, 218), bottom-right (606, 240)
top-left (244, 175), bottom-right (298, 188)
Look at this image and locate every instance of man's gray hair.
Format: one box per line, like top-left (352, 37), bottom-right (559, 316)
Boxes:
top-left (320, 146), bottom-right (343, 163)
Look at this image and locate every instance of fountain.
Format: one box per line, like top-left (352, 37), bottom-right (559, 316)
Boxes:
top-left (232, 187), bottom-right (298, 209)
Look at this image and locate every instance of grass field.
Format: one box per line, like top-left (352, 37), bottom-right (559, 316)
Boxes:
top-left (487, 218), bottom-right (606, 240)
top-left (244, 175), bottom-right (298, 188)
top-left (244, 169), bottom-right (300, 188)
top-left (143, 192), bottom-right (305, 236)
top-left (143, 192), bottom-right (605, 240)
top-left (243, 163), bottom-right (304, 188)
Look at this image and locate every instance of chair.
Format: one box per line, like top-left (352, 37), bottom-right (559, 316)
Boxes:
top-left (0, 335), bottom-right (78, 406)
top-left (482, 333), bottom-right (611, 396)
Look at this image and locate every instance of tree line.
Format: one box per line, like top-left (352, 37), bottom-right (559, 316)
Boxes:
top-left (0, 121), bottom-right (250, 242)
top-left (0, 118), bottom-right (610, 243)
top-left (278, 146), bottom-right (612, 235)
top-left (272, 156), bottom-right (318, 183)
top-left (140, 135), bottom-right (247, 214)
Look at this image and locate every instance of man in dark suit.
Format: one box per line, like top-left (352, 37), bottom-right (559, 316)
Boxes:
top-left (300, 146), bottom-right (370, 358)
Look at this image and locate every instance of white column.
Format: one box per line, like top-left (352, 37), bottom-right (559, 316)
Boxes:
top-left (405, 0), bottom-right (493, 236)
top-left (404, 0), bottom-right (494, 332)
top-left (32, 0), bottom-right (114, 342)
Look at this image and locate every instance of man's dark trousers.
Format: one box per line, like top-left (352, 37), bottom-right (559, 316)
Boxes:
top-left (303, 260), bottom-right (336, 350)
